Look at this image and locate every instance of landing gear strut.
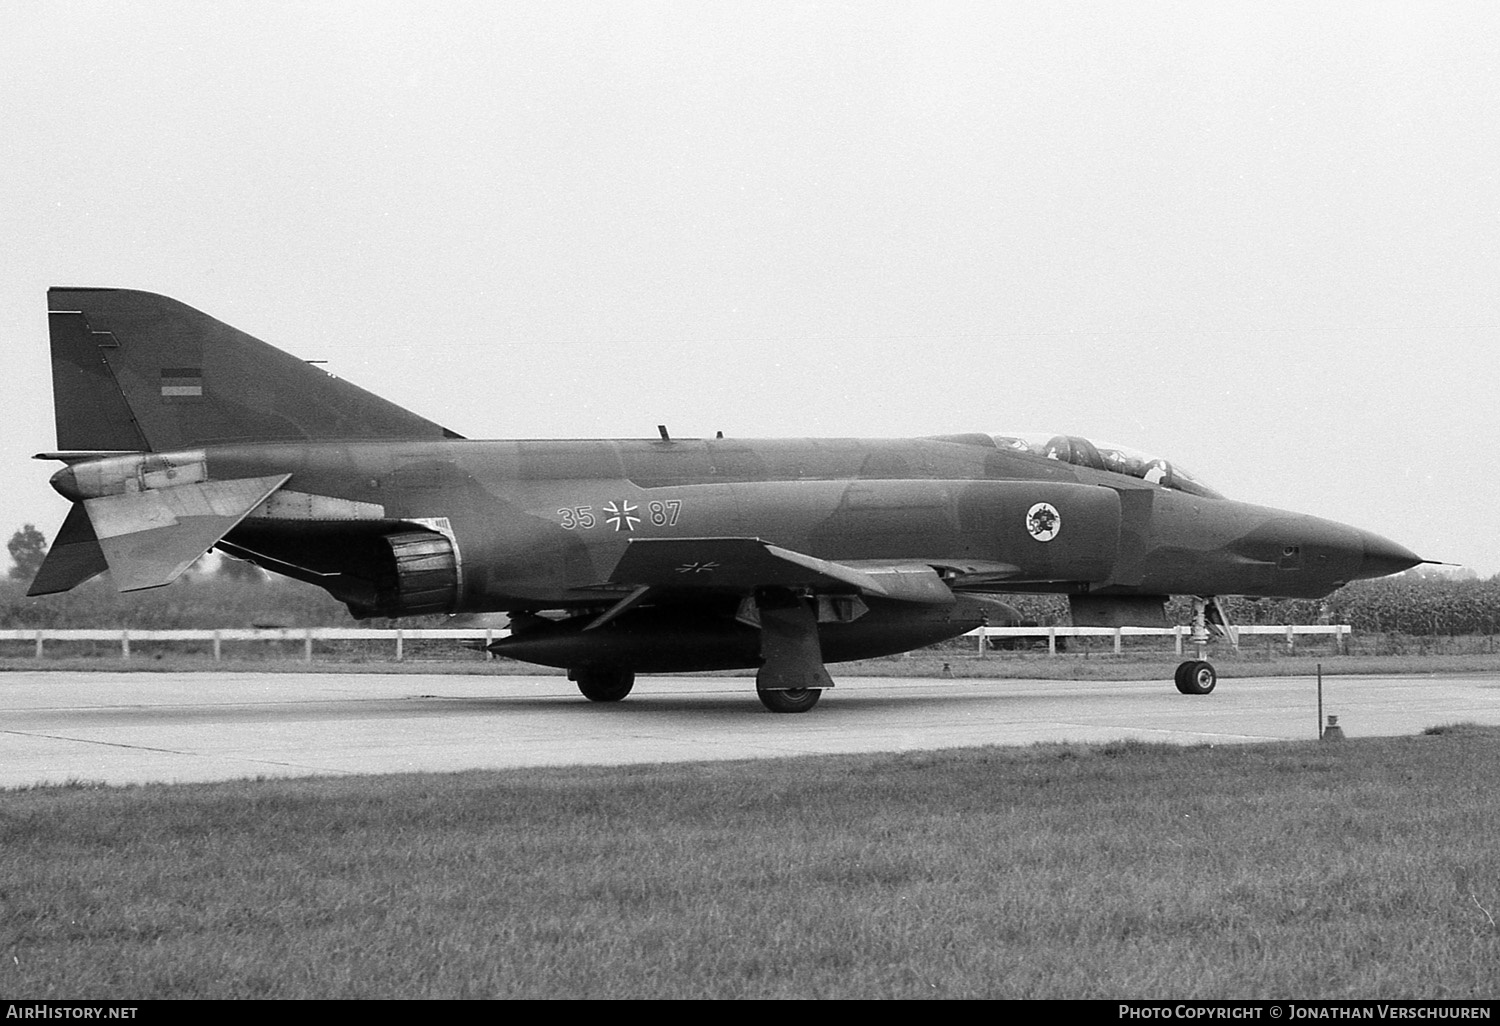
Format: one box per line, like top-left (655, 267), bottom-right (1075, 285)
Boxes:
top-left (1173, 596), bottom-right (1234, 696)
top-left (570, 668), bottom-right (635, 702)
top-left (753, 591), bottom-right (833, 714)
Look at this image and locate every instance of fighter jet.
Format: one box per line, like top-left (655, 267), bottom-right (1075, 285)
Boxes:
top-left (30, 288), bottom-right (1423, 711)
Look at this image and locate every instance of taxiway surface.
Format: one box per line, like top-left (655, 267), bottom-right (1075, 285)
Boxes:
top-left (2, 670), bottom-right (1497, 787)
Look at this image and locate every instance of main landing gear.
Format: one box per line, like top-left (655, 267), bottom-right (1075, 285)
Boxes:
top-left (570, 667), bottom-right (635, 702)
top-left (753, 593), bottom-right (834, 714)
top-left (1172, 595), bottom-right (1235, 696)
top-left (570, 666), bottom-right (823, 711)
top-left (565, 592), bottom-right (836, 712)
top-left (757, 687), bottom-right (822, 713)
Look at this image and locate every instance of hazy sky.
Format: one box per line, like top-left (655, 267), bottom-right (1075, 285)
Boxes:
top-left (2, 1), bottom-right (1496, 576)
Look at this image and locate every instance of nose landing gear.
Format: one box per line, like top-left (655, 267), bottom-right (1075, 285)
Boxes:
top-left (1172, 596), bottom-right (1235, 696)
top-left (1174, 659), bottom-right (1218, 695)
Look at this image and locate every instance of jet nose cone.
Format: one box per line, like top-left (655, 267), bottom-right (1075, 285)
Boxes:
top-left (1356, 529), bottom-right (1423, 581)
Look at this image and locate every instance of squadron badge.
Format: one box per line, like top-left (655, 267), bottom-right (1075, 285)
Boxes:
top-left (1026, 502), bottom-right (1061, 542)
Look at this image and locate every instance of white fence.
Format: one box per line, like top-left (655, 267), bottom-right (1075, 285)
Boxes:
top-left (971, 624), bottom-right (1351, 656)
top-left (0, 627), bottom-right (503, 662)
top-left (0, 624), bottom-right (1351, 662)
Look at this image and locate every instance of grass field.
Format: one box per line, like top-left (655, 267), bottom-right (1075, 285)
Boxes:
top-left (3, 727), bottom-right (1498, 999)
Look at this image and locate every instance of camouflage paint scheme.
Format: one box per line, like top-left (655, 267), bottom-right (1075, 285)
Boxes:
top-left (31, 289), bottom-right (1422, 710)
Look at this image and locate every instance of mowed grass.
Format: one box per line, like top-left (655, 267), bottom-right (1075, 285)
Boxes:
top-left (3, 729), bottom-right (1499, 999)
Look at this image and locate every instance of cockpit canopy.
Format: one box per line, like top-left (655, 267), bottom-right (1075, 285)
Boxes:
top-left (991, 433), bottom-right (1222, 499)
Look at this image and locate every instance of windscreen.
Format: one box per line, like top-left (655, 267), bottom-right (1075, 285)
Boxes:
top-left (990, 433), bottom-right (1222, 499)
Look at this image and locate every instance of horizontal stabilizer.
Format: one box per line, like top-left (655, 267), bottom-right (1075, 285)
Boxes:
top-left (84, 474), bottom-right (291, 591)
top-left (607, 537), bottom-right (956, 604)
top-left (27, 503), bottom-right (109, 596)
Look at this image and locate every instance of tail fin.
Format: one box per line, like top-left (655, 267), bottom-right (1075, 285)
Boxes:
top-left (47, 287), bottom-right (462, 452)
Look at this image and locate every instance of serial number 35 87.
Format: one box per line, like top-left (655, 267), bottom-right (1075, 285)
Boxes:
top-left (557, 500), bottom-right (682, 531)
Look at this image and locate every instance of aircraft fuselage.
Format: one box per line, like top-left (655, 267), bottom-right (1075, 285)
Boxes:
top-left (51, 435), bottom-right (1413, 620)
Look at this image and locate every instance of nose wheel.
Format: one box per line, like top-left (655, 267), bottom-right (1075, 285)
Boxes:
top-left (1174, 660), bottom-right (1217, 695)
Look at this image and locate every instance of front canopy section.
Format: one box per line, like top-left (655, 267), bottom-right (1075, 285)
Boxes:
top-left (990, 432), bottom-right (1222, 499)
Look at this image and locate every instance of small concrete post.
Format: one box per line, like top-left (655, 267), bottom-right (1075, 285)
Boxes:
top-left (1321, 715), bottom-right (1345, 741)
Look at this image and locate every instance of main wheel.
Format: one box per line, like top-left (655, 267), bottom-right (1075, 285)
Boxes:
top-left (572, 668), bottom-right (635, 702)
top-left (757, 688), bottom-right (822, 713)
top-left (1174, 660), bottom-right (1217, 695)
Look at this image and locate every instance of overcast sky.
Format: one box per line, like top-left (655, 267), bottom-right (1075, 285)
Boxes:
top-left (2, 1), bottom-right (1496, 577)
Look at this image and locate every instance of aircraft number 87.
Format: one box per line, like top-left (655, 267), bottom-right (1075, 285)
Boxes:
top-left (557, 500), bottom-right (682, 531)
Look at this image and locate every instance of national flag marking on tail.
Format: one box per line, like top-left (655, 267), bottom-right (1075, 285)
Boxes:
top-left (160, 367), bottom-right (203, 397)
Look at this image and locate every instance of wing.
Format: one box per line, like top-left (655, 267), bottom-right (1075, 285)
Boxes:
top-left (503, 537), bottom-right (1027, 690)
top-left (604, 536), bottom-right (962, 603)
top-left (596, 535), bottom-right (1025, 619)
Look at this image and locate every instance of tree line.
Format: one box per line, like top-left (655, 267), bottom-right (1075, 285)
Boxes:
top-left (5, 522), bottom-right (350, 629)
top-left (989, 574), bottom-right (1500, 637)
